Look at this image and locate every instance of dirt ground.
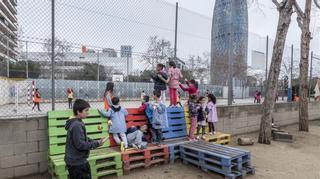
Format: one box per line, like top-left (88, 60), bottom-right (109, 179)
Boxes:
top-left (22, 120), bottom-right (320, 179)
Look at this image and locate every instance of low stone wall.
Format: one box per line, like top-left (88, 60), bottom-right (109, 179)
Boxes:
top-left (215, 102), bottom-right (320, 135)
top-left (0, 102), bottom-right (319, 178)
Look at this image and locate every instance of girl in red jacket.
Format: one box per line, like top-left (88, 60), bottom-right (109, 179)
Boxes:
top-left (179, 79), bottom-right (199, 100)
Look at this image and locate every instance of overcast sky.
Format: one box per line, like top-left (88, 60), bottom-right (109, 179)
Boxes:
top-left (17, 0), bottom-right (320, 68)
top-left (164, 0), bottom-right (320, 53)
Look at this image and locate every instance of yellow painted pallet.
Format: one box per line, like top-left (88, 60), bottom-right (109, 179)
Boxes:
top-left (203, 132), bottom-right (231, 145)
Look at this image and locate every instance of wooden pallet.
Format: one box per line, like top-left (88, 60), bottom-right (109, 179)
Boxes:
top-left (48, 109), bottom-right (117, 179)
top-left (48, 109), bottom-right (110, 155)
top-left (180, 141), bottom-right (254, 179)
top-left (162, 107), bottom-right (188, 140)
top-left (162, 137), bottom-right (193, 163)
top-left (49, 148), bottom-right (123, 179)
top-left (121, 144), bottom-right (169, 174)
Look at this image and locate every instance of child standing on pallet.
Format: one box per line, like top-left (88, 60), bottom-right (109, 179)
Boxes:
top-left (167, 61), bottom-right (183, 107)
top-left (206, 94), bottom-right (218, 135)
top-left (196, 96), bottom-right (207, 140)
top-left (188, 95), bottom-right (199, 141)
top-left (138, 95), bottom-right (155, 141)
top-left (65, 99), bottom-right (106, 179)
top-left (99, 97), bottom-right (129, 152)
top-left (150, 90), bottom-right (168, 145)
top-left (179, 79), bottom-right (199, 101)
top-left (103, 82), bottom-right (114, 110)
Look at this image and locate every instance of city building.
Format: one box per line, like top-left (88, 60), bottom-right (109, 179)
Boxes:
top-left (0, 0), bottom-right (18, 61)
top-left (210, 0), bottom-right (248, 86)
top-left (24, 51), bottom-right (133, 79)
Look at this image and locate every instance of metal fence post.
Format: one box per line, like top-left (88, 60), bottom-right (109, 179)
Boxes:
top-left (51, 0), bottom-right (56, 110)
top-left (174, 2), bottom-right (178, 60)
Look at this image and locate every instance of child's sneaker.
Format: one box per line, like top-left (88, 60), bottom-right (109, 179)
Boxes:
top-left (201, 135), bottom-right (206, 140)
top-left (213, 131), bottom-right (217, 135)
top-left (196, 136), bottom-right (200, 140)
top-left (120, 142), bottom-right (125, 152)
top-left (131, 144), bottom-right (139, 149)
top-left (209, 132), bottom-right (213, 135)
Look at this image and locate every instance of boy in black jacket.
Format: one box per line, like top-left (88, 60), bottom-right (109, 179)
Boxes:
top-left (65, 99), bottom-right (106, 179)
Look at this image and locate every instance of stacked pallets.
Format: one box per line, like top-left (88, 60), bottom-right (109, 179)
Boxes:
top-left (162, 107), bottom-right (187, 139)
top-left (48, 109), bottom-right (123, 179)
top-left (109, 108), bottom-right (150, 147)
top-left (180, 141), bottom-right (255, 179)
top-left (162, 137), bottom-right (192, 164)
top-left (121, 144), bottom-right (169, 174)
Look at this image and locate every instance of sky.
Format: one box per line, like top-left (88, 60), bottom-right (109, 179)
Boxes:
top-left (16, 0), bottom-right (320, 73)
top-left (164, 0), bottom-right (320, 52)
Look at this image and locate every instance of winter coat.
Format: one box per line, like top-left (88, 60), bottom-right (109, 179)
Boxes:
top-left (138, 102), bottom-right (153, 124)
top-left (151, 102), bottom-right (168, 129)
top-left (188, 101), bottom-right (198, 118)
top-left (197, 104), bottom-right (206, 122)
top-left (99, 105), bottom-right (128, 133)
top-left (168, 67), bottom-right (183, 88)
top-left (64, 118), bottom-right (100, 166)
top-left (206, 101), bottom-right (218, 123)
top-left (179, 81), bottom-right (198, 96)
top-left (151, 72), bottom-right (168, 91)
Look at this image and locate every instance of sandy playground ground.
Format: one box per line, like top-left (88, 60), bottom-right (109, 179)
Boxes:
top-left (22, 120), bottom-right (320, 179)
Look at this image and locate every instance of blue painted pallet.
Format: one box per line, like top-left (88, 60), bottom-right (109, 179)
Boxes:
top-left (163, 107), bottom-right (188, 140)
top-left (179, 141), bottom-right (255, 179)
top-left (162, 137), bottom-right (192, 163)
top-left (162, 124), bottom-right (187, 139)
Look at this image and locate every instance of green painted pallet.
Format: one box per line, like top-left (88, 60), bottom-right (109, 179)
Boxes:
top-left (49, 148), bottom-right (123, 179)
top-left (48, 109), bottom-right (110, 155)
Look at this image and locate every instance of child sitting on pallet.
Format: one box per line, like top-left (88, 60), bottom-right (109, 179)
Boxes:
top-left (65, 99), bottom-right (106, 179)
top-left (126, 125), bottom-right (148, 150)
top-left (99, 97), bottom-right (129, 152)
top-left (150, 90), bottom-right (168, 145)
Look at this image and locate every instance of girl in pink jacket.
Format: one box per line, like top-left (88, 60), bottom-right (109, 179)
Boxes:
top-left (167, 61), bottom-right (183, 106)
top-left (206, 94), bottom-right (218, 135)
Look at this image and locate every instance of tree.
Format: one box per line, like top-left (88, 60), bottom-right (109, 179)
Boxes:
top-left (293, 0), bottom-right (312, 131)
top-left (142, 36), bottom-right (174, 69)
top-left (185, 52), bottom-right (210, 84)
top-left (259, 0), bottom-right (294, 144)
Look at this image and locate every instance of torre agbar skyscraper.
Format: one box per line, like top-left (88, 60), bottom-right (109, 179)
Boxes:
top-left (210, 0), bottom-right (248, 86)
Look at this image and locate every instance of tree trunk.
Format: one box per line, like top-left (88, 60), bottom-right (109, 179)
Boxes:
top-left (258, 0), bottom-right (294, 144)
top-left (298, 0), bottom-right (312, 132)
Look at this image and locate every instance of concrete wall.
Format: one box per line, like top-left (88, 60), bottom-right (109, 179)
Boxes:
top-left (0, 116), bottom-right (48, 179)
top-left (0, 102), bottom-right (319, 178)
top-left (215, 102), bottom-right (320, 135)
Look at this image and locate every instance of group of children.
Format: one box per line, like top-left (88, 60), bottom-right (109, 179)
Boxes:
top-left (63, 61), bottom-right (219, 178)
top-left (187, 93), bottom-right (218, 141)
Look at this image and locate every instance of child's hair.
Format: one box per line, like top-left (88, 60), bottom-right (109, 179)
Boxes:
top-left (144, 95), bottom-right (150, 102)
top-left (111, 96), bottom-right (120, 105)
top-left (157, 63), bottom-right (165, 70)
top-left (35, 88), bottom-right (39, 91)
top-left (189, 94), bottom-right (197, 102)
top-left (105, 82), bottom-right (114, 96)
top-left (153, 90), bottom-right (161, 98)
top-left (142, 90), bottom-right (145, 93)
top-left (73, 99), bottom-right (90, 115)
top-left (197, 96), bottom-right (205, 103)
top-left (189, 79), bottom-right (199, 89)
top-left (169, 61), bottom-right (176, 68)
top-left (207, 93), bottom-right (216, 104)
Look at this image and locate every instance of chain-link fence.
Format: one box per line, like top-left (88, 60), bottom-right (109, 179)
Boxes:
top-left (0, 0), bottom-right (318, 118)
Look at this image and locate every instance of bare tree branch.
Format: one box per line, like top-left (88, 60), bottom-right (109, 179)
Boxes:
top-left (272, 0), bottom-right (281, 9)
top-left (314, 0), bottom-right (320, 9)
top-left (293, 0), bottom-right (305, 18)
